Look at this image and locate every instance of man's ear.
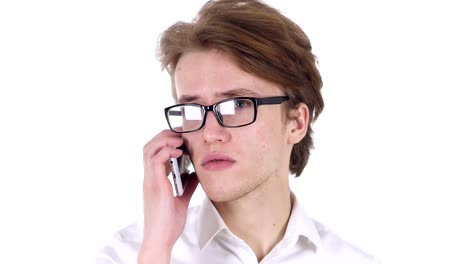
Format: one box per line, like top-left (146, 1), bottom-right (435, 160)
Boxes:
top-left (287, 103), bottom-right (309, 144)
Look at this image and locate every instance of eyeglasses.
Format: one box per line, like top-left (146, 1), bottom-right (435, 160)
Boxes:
top-left (164, 96), bottom-right (289, 133)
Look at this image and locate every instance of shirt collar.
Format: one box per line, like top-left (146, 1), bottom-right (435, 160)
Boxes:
top-left (284, 192), bottom-right (322, 249)
top-left (196, 192), bottom-right (322, 250)
top-left (196, 196), bottom-right (228, 250)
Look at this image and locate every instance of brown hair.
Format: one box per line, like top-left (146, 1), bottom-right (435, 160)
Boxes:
top-left (158, 0), bottom-right (324, 176)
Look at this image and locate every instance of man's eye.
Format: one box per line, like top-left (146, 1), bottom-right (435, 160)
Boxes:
top-left (234, 99), bottom-right (251, 108)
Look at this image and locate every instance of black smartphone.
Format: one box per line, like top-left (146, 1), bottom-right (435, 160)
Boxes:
top-left (169, 144), bottom-right (192, 196)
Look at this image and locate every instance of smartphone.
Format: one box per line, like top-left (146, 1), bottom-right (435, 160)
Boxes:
top-left (169, 144), bottom-right (192, 196)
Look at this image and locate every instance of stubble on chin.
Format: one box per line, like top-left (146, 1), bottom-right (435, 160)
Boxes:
top-left (203, 171), bottom-right (274, 204)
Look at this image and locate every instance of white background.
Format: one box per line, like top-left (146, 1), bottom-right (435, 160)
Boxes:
top-left (1, 1), bottom-right (467, 263)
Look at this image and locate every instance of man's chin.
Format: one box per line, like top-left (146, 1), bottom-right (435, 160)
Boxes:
top-left (201, 184), bottom-right (242, 203)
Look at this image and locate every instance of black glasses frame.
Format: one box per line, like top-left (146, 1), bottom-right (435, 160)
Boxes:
top-left (164, 96), bottom-right (289, 133)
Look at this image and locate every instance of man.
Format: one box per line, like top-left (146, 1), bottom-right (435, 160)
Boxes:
top-left (95, 0), bottom-right (379, 263)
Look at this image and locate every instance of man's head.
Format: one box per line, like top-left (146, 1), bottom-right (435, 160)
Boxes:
top-left (158, 0), bottom-right (324, 177)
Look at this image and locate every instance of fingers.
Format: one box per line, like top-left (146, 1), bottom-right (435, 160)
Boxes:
top-left (143, 130), bottom-right (183, 162)
top-left (143, 129), bottom-right (183, 177)
top-left (143, 146), bottom-right (182, 197)
top-left (143, 129), bottom-right (184, 198)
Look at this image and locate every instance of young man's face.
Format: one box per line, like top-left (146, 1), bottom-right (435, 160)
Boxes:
top-left (174, 49), bottom-right (295, 202)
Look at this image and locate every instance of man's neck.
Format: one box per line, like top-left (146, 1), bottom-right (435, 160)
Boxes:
top-left (212, 176), bottom-right (292, 262)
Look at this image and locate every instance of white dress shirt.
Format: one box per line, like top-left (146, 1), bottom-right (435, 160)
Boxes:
top-left (95, 194), bottom-right (379, 264)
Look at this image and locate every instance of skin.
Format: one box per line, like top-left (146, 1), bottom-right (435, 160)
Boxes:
top-left (139, 49), bottom-right (309, 263)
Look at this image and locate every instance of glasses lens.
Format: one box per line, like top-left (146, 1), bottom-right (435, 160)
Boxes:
top-left (167, 105), bottom-right (204, 132)
top-left (216, 98), bottom-right (255, 127)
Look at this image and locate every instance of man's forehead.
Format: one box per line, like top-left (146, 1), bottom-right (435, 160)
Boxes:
top-left (177, 88), bottom-right (260, 103)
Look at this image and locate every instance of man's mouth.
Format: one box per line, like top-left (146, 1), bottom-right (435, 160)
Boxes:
top-left (201, 153), bottom-right (235, 171)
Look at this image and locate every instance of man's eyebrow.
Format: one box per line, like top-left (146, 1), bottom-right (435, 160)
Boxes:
top-left (218, 88), bottom-right (259, 98)
top-left (177, 88), bottom-right (259, 103)
top-left (178, 95), bottom-right (199, 103)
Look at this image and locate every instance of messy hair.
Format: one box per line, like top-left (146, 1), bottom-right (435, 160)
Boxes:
top-left (158, 0), bottom-right (324, 176)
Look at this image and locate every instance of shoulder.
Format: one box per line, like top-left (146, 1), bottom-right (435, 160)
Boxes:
top-left (93, 205), bottom-right (202, 264)
top-left (312, 219), bottom-right (380, 263)
top-left (291, 193), bottom-right (379, 263)
top-left (93, 222), bottom-right (143, 264)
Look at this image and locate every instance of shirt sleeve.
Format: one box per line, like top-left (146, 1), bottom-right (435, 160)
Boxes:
top-left (93, 233), bottom-right (139, 264)
top-left (369, 256), bottom-right (383, 264)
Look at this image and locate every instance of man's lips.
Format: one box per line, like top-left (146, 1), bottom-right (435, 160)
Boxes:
top-left (201, 153), bottom-right (235, 171)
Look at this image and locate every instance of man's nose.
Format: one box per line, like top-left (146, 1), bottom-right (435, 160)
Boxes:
top-left (201, 112), bottom-right (229, 143)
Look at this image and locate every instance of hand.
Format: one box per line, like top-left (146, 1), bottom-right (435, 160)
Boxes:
top-left (138, 130), bottom-right (199, 263)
